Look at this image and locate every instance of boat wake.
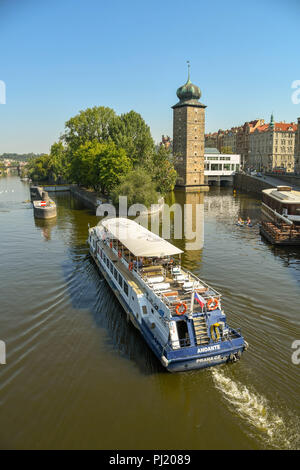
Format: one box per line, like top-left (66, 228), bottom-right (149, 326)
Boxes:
top-left (211, 368), bottom-right (298, 449)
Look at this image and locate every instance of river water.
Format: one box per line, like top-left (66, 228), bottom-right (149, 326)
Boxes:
top-left (0, 175), bottom-right (299, 450)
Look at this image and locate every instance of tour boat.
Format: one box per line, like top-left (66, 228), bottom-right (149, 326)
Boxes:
top-left (260, 186), bottom-right (300, 245)
top-left (88, 218), bottom-right (248, 372)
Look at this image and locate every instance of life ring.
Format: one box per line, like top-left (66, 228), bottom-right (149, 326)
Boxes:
top-left (110, 242), bottom-right (113, 248)
top-left (175, 302), bottom-right (187, 316)
top-left (118, 251), bottom-right (122, 258)
top-left (207, 298), bottom-right (219, 311)
top-left (128, 262), bottom-right (133, 271)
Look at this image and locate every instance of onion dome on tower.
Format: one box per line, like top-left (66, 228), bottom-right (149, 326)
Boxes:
top-left (172, 61), bottom-right (205, 109)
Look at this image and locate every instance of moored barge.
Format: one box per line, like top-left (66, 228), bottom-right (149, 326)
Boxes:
top-left (261, 186), bottom-right (300, 245)
top-left (88, 218), bottom-right (248, 372)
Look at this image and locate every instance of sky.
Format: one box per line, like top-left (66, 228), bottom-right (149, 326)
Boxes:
top-left (0, 0), bottom-right (299, 154)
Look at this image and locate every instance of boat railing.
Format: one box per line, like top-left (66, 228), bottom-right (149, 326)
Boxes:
top-left (101, 240), bottom-right (222, 315)
top-left (184, 269), bottom-right (222, 298)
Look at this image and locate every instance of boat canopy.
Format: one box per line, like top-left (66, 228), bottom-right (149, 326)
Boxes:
top-left (263, 188), bottom-right (300, 204)
top-left (98, 217), bottom-right (183, 258)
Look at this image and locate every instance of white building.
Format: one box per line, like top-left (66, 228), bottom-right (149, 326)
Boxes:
top-left (204, 148), bottom-right (240, 175)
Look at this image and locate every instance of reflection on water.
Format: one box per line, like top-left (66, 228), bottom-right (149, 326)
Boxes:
top-left (0, 176), bottom-right (299, 450)
top-left (34, 217), bottom-right (57, 241)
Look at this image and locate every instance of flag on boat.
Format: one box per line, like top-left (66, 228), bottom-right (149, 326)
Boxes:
top-left (194, 292), bottom-right (206, 308)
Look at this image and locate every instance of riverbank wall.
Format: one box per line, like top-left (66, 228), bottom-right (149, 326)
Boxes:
top-left (69, 186), bottom-right (164, 216)
top-left (33, 183), bottom-right (165, 216)
top-left (70, 186), bottom-right (102, 211)
top-left (233, 174), bottom-right (274, 198)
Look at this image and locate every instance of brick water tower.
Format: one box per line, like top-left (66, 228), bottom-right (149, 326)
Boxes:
top-left (172, 63), bottom-right (208, 191)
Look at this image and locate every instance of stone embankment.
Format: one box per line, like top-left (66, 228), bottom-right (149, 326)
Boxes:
top-left (70, 186), bottom-right (101, 210)
top-left (233, 174), bottom-right (274, 197)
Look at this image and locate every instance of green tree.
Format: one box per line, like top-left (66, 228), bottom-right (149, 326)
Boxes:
top-left (150, 146), bottom-right (177, 195)
top-left (27, 154), bottom-right (50, 182)
top-left (62, 106), bottom-right (117, 151)
top-left (27, 143), bottom-right (69, 183)
top-left (220, 146), bottom-right (233, 154)
top-left (110, 110), bottom-right (154, 165)
top-left (71, 141), bottom-right (132, 193)
top-left (111, 167), bottom-right (159, 207)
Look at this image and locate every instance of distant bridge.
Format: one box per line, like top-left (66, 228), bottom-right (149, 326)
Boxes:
top-left (0, 164), bottom-right (23, 175)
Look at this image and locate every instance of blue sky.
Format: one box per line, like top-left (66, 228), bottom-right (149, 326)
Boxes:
top-left (0, 0), bottom-right (299, 153)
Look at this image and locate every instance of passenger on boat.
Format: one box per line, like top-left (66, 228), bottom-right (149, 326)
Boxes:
top-left (246, 217), bottom-right (252, 226)
top-left (237, 217), bottom-right (244, 226)
top-left (134, 258), bottom-right (143, 268)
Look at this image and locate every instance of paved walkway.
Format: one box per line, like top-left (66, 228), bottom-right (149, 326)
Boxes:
top-left (250, 174), bottom-right (300, 191)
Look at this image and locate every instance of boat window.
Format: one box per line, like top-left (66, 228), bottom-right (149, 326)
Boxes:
top-left (114, 267), bottom-right (118, 280)
top-left (106, 257), bottom-right (109, 268)
top-left (110, 262), bottom-right (114, 274)
top-left (142, 306), bottom-right (147, 315)
top-left (124, 282), bottom-right (128, 296)
top-left (118, 273), bottom-right (123, 288)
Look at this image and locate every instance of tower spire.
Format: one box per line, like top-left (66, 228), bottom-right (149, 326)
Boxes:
top-left (187, 60), bottom-right (190, 82)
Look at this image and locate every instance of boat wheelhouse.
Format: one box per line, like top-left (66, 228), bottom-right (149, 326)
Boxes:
top-left (88, 218), bottom-right (247, 372)
top-left (261, 186), bottom-right (300, 245)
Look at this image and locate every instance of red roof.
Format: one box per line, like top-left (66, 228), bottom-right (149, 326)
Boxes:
top-left (254, 122), bottom-right (297, 133)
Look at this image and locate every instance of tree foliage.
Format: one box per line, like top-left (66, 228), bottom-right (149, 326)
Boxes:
top-left (71, 141), bottom-right (131, 193)
top-left (110, 110), bottom-right (154, 165)
top-left (27, 142), bottom-right (69, 183)
top-left (62, 106), bottom-right (117, 151)
top-left (220, 146), bottom-right (233, 154)
top-left (27, 105), bottom-right (177, 204)
top-left (111, 167), bottom-right (159, 207)
top-left (150, 146), bottom-right (177, 195)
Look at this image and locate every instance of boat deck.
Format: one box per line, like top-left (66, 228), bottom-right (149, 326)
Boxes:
top-left (98, 241), bottom-right (220, 316)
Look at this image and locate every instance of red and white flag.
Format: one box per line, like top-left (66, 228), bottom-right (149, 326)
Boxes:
top-left (194, 292), bottom-right (206, 308)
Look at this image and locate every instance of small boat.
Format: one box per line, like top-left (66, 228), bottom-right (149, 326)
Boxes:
top-left (261, 186), bottom-right (300, 245)
top-left (88, 218), bottom-right (248, 372)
